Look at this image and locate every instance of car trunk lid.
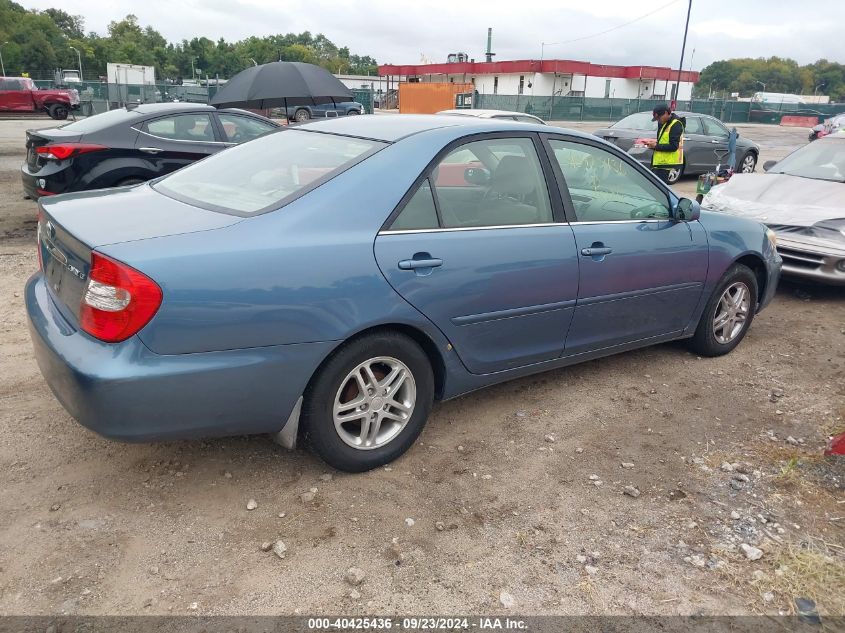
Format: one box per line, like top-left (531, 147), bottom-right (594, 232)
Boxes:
top-left (37, 184), bottom-right (242, 324)
top-left (25, 128), bottom-right (83, 171)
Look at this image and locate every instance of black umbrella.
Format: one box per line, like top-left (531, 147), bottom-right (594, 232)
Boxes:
top-left (210, 61), bottom-right (353, 110)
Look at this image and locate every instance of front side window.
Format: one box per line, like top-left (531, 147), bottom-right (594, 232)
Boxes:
top-left (155, 129), bottom-right (385, 214)
top-left (703, 118), bottom-right (729, 138)
top-left (550, 139), bottom-right (670, 222)
top-left (144, 114), bottom-right (216, 142)
top-left (218, 113), bottom-right (277, 143)
top-left (431, 137), bottom-right (553, 228)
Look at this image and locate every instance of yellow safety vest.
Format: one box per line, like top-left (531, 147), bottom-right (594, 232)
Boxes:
top-left (652, 118), bottom-right (684, 169)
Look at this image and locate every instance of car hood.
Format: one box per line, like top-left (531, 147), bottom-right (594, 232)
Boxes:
top-left (702, 173), bottom-right (844, 227)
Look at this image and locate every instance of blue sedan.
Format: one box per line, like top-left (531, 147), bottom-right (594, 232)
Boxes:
top-left (26, 115), bottom-right (782, 472)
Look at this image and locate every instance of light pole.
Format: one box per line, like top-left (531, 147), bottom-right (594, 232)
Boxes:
top-left (69, 45), bottom-right (82, 81)
top-left (671, 0), bottom-right (693, 110)
top-left (190, 57), bottom-right (197, 80)
top-left (814, 82), bottom-right (824, 96)
top-left (0, 41), bottom-right (8, 77)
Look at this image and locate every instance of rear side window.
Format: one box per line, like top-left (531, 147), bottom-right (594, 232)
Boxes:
top-left (154, 129), bottom-right (385, 215)
top-left (143, 114), bottom-right (216, 142)
top-left (0, 79), bottom-right (24, 90)
top-left (218, 113), bottom-right (277, 142)
top-left (390, 180), bottom-right (439, 230)
top-left (683, 117), bottom-right (703, 134)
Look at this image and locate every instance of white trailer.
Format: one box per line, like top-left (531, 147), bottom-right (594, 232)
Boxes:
top-left (107, 64), bottom-right (158, 107)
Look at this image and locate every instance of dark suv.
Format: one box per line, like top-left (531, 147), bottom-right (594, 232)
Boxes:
top-left (22, 103), bottom-right (279, 199)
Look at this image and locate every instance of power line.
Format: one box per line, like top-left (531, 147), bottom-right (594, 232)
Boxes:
top-left (554, 0), bottom-right (684, 46)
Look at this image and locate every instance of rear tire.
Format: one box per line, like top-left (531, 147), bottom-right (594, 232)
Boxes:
top-left (346, 109), bottom-right (360, 116)
top-left (294, 108), bottom-right (310, 122)
top-left (688, 264), bottom-right (758, 357)
top-left (48, 104), bottom-right (69, 120)
top-left (666, 163), bottom-right (684, 184)
top-left (302, 331), bottom-right (434, 472)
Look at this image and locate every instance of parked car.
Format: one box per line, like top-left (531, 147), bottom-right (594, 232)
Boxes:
top-left (595, 111), bottom-right (760, 184)
top-left (702, 132), bottom-right (845, 285)
top-left (288, 101), bottom-right (363, 122)
top-left (26, 115), bottom-right (781, 472)
top-left (0, 76), bottom-right (80, 120)
top-left (21, 102), bottom-right (280, 199)
top-left (437, 108), bottom-right (546, 125)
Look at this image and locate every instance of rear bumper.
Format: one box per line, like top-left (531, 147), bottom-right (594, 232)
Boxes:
top-left (775, 235), bottom-right (845, 286)
top-left (26, 273), bottom-right (335, 442)
top-left (21, 163), bottom-right (75, 198)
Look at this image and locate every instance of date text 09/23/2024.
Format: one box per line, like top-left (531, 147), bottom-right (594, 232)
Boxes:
top-left (307, 617), bottom-right (528, 630)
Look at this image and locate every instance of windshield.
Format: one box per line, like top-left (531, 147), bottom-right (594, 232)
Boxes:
top-left (154, 129), bottom-right (386, 215)
top-left (769, 139), bottom-right (845, 182)
top-left (611, 112), bottom-right (657, 131)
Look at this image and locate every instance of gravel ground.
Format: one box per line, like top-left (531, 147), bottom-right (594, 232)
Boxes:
top-left (0, 117), bottom-right (842, 618)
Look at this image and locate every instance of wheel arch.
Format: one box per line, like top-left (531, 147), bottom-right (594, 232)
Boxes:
top-left (733, 253), bottom-right (767, 306)
top-left (290, 323), bottom-right (448, 447)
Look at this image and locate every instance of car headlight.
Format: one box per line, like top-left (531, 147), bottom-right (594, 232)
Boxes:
top-left (766, 228), bottom-right (777, 248)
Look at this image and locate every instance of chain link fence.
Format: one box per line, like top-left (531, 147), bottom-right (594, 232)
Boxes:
top-left (31, 80), bottom-right (374, 116)
top-left (474, 94), bottom-right (842, 124)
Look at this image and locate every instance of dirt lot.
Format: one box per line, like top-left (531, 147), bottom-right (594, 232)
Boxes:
top-left (0, 117), bottom-right (842, 618)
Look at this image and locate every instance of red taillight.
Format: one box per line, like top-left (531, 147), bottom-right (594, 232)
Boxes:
top-left (36, 143), bottom-right (107, 161)
top-left (79, 252), bottom-right (162, 343)
top-left (36, 208), bottom-right (44, 271)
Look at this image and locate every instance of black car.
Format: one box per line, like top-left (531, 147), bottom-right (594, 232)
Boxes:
top-left (594, 111), bottom-right (760, 184)
top-left (21, 103), bottom-right (280, 199)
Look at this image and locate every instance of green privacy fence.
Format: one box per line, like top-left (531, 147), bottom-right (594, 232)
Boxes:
top-left (474, 94), bottom-right (842, 124)
top-left (32, 80), bottom-right (373, 116)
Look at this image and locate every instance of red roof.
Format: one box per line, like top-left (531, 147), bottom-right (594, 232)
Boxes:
top-left (379, 60), bottom-right (699, 83)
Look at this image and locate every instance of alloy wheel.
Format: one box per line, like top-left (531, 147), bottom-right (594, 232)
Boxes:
top-left (332, 356), bottom-right (416, 450)
top-left (741, 154), bottom-right (756, 173)
top-left (712, 282), bottom-right (750, 344)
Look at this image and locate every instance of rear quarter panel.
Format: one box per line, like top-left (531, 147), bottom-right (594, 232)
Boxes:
top-left (100, 129), bottom-right (464, 356)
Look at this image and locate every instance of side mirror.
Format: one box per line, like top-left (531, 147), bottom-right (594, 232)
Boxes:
top-left (763, 160), bottom-right (777, 172)
top-left (676, 197), bottom-right (700, 222)
top-left (464, 167), bottom-right (491, 186)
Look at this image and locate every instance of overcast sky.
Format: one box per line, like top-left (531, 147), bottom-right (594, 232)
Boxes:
top-left (17, 0), bottom-right (844, 70)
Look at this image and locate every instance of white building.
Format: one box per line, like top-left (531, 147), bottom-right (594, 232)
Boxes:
top-left (379, 59), bottom-right (698, 101)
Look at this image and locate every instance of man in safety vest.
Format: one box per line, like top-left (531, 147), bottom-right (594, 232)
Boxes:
top-left (643, 104), bottom-right (684, 184)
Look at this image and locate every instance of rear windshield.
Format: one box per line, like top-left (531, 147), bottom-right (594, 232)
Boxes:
top-left (58, 108), bottom-right (141, 133)
top-left (611, 112), bottom-right (657, 131)
top-left (154, 129), bottom-right (386, 215)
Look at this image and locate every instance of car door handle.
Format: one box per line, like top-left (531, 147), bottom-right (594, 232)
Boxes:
top-left (139, 147), bottom-right (165, 154)
top-left (398, 258), bottom-right (443, 270)
top-left (581, 247), bottom-right (613, 257)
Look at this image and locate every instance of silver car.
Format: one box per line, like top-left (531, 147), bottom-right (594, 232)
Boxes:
top-left (595, 111), bottom-right (760, 184)
top-left (702, 132), bottom-right (845, 285)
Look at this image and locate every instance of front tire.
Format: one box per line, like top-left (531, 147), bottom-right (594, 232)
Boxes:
top-left (48, 104), bottom-right (69, 120)
top-left (302, 331), bottom-right (434, 472)
top-left (688, 264), bottom-right (758, 357)
top-left (738, 152), bottom-right (757, 174)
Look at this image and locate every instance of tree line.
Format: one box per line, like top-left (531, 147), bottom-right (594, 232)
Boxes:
top-left (696, 57), bottom-right (845, 101)
top-left (0, 0), bottom-right (379, 82)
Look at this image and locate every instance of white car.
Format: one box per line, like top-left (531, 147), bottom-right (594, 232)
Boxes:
top-left (436, 108), bottom-right (546, 125)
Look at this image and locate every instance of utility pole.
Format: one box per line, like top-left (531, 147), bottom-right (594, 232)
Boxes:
top-left (0, 41), bottom-right (8, 77)
top-left (671, 0), bottom-right (693, 111)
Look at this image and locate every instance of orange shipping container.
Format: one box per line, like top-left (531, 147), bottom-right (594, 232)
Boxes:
top-left (398, 82), bottom-right (474, 114)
